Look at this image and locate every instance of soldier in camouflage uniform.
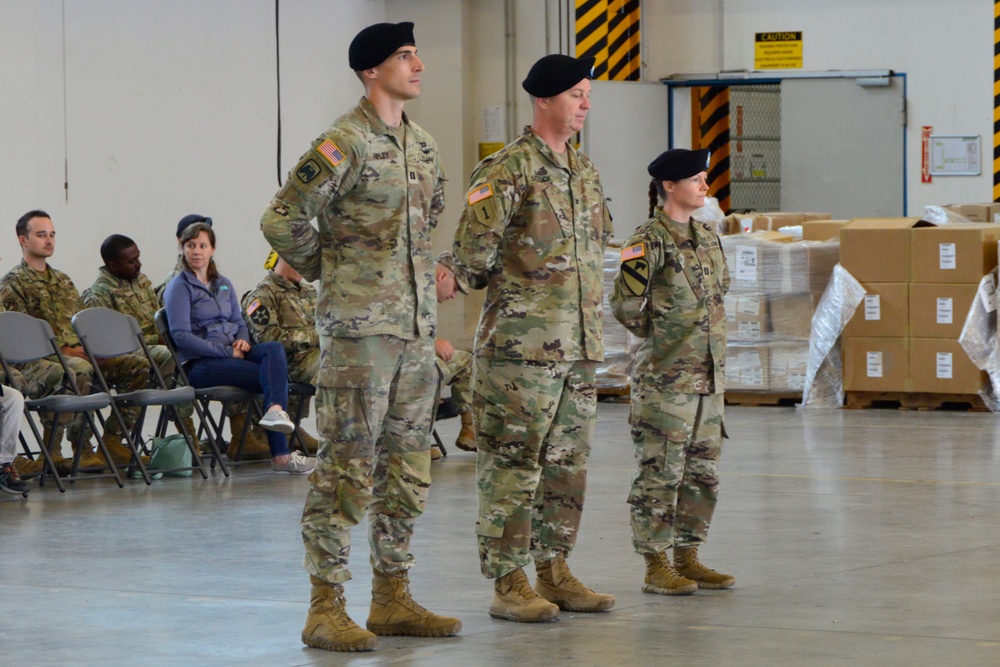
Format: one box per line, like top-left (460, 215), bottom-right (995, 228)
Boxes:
top-left (260, 22), bottom-right (460, 653)
top-left (610, 148), bottom-right (735, 596)
top-left (1, 211), bottom-right (151, 474)
top-left (83, 235), bottom-right (195, 432)
top-left (452, 54), bottom-right (616, 623)
top-left (241, 251), bottom-right (321, 453)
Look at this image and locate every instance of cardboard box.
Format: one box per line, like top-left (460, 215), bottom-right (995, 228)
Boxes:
top-left (909, 338), bottom-right (986, 394)
top-left (769, 342), bottom-right (810, 391)
top-left (843, 337), bottom-right (910, 392)
top-left (840, 218), bottom-right (932, 282)
top-left (844, 283), bottom-right (909, 337)
top-left (910, 223), bottom-right (1000, 283)
top-left (801, 219), bottom-right (849, 242)
top-left (725, 293), bottom-right (769, 341)
top-left (753, 212), bottom-right (832, 231)
top-left (909, 283), bottom-right (979, 339)
top-left (945, 203), bottom-right (1000, 223)
top-left (769, 293), bottom-right (819, 340)
top-left (725, 345), bottom-right (770, 391)
top-left (774, 242), bottom-right (840, 293)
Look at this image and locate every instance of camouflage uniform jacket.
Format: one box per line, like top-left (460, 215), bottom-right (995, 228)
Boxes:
top-left (0, 260), bottom-right (84, 348)
top-left (83, 267), bottom-right (160, 345)
top-left (154, 256), bottom-right (184, 304)
top-left (260, 96), bottom-right (445, 340)
top-left (610, 210), bottom-right (730, 394)
top-left (453, 126), bottom-right (613, 362)
top-left (241, 271), bottom-right (318, 365)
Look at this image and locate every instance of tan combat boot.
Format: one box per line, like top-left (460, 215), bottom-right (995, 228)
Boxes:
top-left (102, 433), bottom-right (150, 467)
top-left (642, 552), bottom-right (697, 595)
top-left (367, 570), bottom-right (461, 636)
top-left (301, 576), bottom-right (377, 652)
top-left (227, 414), bottom-right (272, 461)
top-left (13, 455), bottom-right (45, 476)
top-left (673, 546), bottom-right (735, 589)
top-left (489, 567), bottom-right (560, 622)
top-left (534, 553), bottom-right (615, 612)
top-left (65, 425), bottom-right (107, 473)
top-left (297, 428), bottom-right (320, 455)
top-left (455, 411), bottom-right (476, 451)
top-left (430, 445), bottom-right (443, 461)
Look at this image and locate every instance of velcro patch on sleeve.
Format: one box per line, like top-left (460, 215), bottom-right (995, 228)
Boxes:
top-left (317, 139), bottom-right (347, 168)
top-left (468, 182), bottom-right (498, 226)
top-left (621, 257), bottom-right (651, 297)
top-left (246, 299), bottom-right (261, 316)
top-left (621, 243), bottom-right (646, 261)
top-left (467, 183), bottom-right (493, 205)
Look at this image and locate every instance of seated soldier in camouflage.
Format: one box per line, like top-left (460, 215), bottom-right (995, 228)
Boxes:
top-left (1, 210), bottom-right (151, 475)
top-left (241, 251), bottom-right (321, 453)
top-left (82, 234), bottom-right (200, 451)
top-left (433, 259), bottom-right (474, 456)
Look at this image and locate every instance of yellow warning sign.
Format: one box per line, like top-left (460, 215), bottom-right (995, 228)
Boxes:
top-left (754, 31), bottom-right (803, 70)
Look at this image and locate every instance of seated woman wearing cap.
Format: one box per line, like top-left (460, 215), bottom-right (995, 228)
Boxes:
top-left (609, 148), bottom-right (736, 597)
top-left (163, 222), bottom-right (315, 474)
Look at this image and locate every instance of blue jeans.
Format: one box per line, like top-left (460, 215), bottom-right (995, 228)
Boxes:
top-left (187, 341), bottom-right (289, 457)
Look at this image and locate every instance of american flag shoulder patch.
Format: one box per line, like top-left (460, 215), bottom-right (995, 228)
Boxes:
top-left (621, 243), bottom-right (646, 261)
top-left (467, 183), bottom-right (493, 206)
top-left (317, 139), bottom-right (346, 167)
top-left (246, 299), bottom-right (261, 315)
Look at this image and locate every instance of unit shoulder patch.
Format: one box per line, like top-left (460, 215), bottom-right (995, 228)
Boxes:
top-left (621, 257), bottom-right (650, 297)
top-left (467, 182), bottom-right (498, 227)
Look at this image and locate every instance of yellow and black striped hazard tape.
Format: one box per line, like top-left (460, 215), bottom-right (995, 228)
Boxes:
top-left (576, 0), bottom-right (640, 81)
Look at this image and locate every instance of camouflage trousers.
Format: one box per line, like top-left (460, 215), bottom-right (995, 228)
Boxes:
top-left (17, 352), bottom-right (151, 441)
top-left (436, 348), bottom-right (472, 413)
top-left (628, 389), bottom-right (725, 555)
top-left (302, 335), bottom-right (436, 585)
top-left (472, 357), bottom-right (596, 579)
top-left (288, 347), bottom-right (320, 420)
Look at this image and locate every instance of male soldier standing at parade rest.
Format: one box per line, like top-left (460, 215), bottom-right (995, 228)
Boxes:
top-left (453, 54), bottom-right (616, 622)
top-left (261, 22), bottom-right (460, 653)
top-left (1, 211), bottom-right (150, 474)
top-left (610, 148), bottom-right (735, 596)
top-left (241, 251), bottom-right (321, 453)
top-left (82, 234), bottom-right (197, 448)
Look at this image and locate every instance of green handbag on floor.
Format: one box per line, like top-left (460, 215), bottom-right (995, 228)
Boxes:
top-left (148, 433), bottom-right (193, 477)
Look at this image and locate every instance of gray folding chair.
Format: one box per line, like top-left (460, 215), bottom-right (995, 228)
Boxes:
top-left (72, 308), bottom-right (206, 483)
top-left (154, 308), bottom-right (257, 468)
top-left (0, 311), bottom-right (123, 492)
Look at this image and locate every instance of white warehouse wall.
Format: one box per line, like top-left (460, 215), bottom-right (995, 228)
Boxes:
top-left (643, 0), bottom-right (994, 215)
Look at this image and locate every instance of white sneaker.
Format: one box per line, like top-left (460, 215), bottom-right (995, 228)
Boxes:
top-left (259, 409), bottom-right (295, 434)
top-left (271, 451), bottom-right (315, 474)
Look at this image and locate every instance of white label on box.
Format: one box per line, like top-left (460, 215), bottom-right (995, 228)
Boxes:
top-left (737, 321), bottom-right (761, 338)
top-left (938, 242), bottom-right (957, 270)
top-left (936, 352), bottom-right (953, 379)
top-left (979, 274), bottom-right (997, 313)
top-left (863, 294), bottom-right (882, 321)
top-left (936, 297), bottom-right (954, 324)
top-left (738, 297), bottom-right (761, 316)
top-left (735, 246), bottom-right (758, 282)
top-left (866, 351), bottom-right (883, 378)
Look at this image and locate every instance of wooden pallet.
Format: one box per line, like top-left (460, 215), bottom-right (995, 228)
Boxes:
top-left (597, 384), bottom-right (630, 402)
top-left (724, 391), bottom-right (801, 407)
top-left (844, 391), bottom-right (988, 412)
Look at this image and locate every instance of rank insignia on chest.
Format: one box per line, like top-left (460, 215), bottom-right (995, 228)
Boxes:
top-left (317, 139), bottom-right (346, 167)
top-left (621, 256), bottom-right (650, 296)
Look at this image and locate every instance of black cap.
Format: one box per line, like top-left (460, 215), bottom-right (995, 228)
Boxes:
top-left (522, 54), bottom-right (595, 97)
top-left (349, 22), bottom-right (416, 71)
top-left (176, 214), bottom-right (212, 238)
top-left (647, 149), bottom-right (711, 182)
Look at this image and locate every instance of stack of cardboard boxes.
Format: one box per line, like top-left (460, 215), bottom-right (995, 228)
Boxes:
top-left (841, 219), bottom-right (1000, 395)
top-left (721, 216), bottom-right (842, 395)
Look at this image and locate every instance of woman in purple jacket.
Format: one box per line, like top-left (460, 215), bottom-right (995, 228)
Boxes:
top-left (163, 222), bottom-right (314, 474)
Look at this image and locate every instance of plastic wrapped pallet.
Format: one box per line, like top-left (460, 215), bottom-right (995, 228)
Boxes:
top-left (721, 234), bottom-right (839, 295)
top-left (799, 264), bottom-right (867, 408)
top-left (958, 270), bottom-right (1000, 411)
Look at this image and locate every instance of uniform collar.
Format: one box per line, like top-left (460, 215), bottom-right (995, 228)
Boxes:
top-left (18, 259), bottom-right (55, 283)
top-left (521, 126), bottom-right (578, 172)
top-left (268, 271), bottom-right (300, 291)
top-left (358, 96), bottom-right (410, 139)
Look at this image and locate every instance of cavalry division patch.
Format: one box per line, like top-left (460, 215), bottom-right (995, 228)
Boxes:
top-left (621, 257), bottom-right (650, 296)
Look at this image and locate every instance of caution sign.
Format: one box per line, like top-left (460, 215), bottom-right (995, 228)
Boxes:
top-left (754, 32), bottom-right (803, 70)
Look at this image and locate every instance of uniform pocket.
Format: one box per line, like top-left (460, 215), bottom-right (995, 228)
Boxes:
top-left (315, 365), bottom-right (372, 444)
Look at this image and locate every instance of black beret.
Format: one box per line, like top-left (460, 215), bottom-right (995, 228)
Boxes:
top-left (647, 149), bottom-right (711, 182)
top-left (176, 214), bottom-right (212, 238)
top-left (349, 22), bottom-right (416, 71)
top-left (522, 54), bottom-right (595, 97)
